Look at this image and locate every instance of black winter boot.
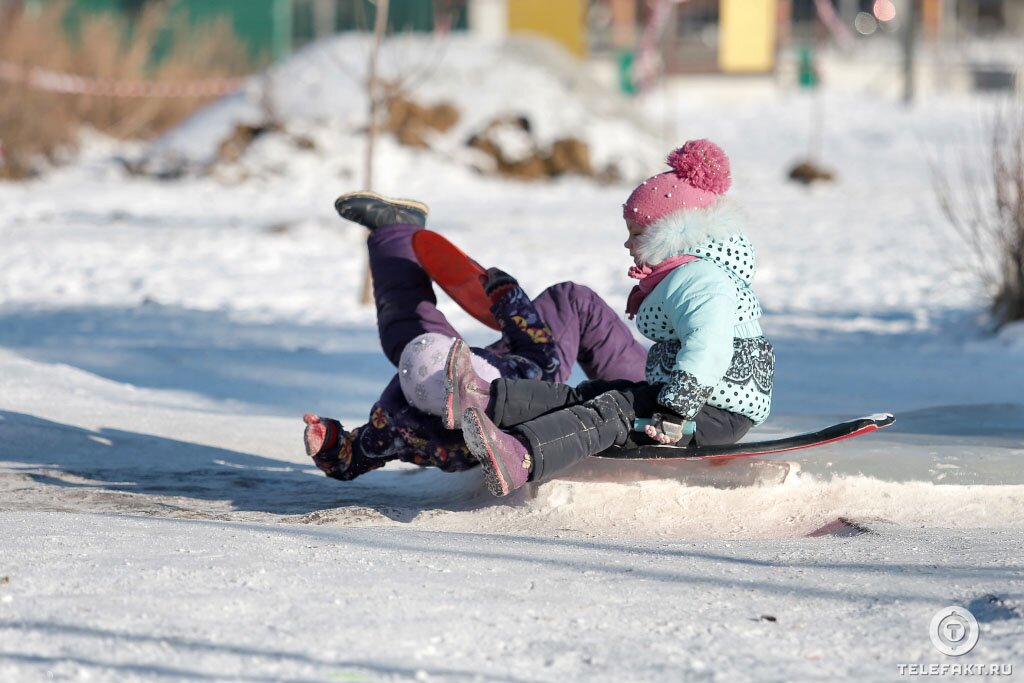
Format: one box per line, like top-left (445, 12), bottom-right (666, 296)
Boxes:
top-left (334, 191), bottom-right (428, 230)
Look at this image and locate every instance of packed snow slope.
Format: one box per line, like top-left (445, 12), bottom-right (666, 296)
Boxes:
top-left (1, 35), bottom-right (1022, 682)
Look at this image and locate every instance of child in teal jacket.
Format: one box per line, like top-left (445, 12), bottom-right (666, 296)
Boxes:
top-left (446, 139), bottom-right (775, 496)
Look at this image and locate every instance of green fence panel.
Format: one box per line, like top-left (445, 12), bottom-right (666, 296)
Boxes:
top-left (46, 0), bottom-right (466, 64)
top-left (332, 0), bottom-right (467, 34)
top-left (180, 0), bottom-right (284, 61)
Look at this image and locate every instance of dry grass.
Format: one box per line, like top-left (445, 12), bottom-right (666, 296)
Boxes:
top-left (0, 1), bottom-right (256, 179)
top-left (934, 104), bottom-right (1024, 329)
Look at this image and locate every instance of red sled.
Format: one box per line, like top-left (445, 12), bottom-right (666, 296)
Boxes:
top-left (595, 414), bottom-right (895, 460)
top-left (412, 229), bottom-right (500, 330)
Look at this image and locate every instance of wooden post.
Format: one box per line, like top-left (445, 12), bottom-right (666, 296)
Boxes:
top-left (314, 0), bottom-right (337, 39)
top-left (360, 0), bottom-right (389, 306)
top-left (921, 0), bottom-right (941, 40)
top-left (610, 0), bottom-right (636, 49)
top-left (839, 0), bottom-right (857, 27)
top-left (271, 0), bottom-right (293, 62)
top-left (902, 0), bottom-right (918, 105)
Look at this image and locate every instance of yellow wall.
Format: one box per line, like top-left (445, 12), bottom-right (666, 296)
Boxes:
top-left (507, 0), bottom-right (587, 58)
top-left (719, 0), bottom-right (777, 73)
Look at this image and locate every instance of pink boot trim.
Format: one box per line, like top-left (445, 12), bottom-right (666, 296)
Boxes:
top-left (462, 407), bottom-right (532, 497)
top-left (443, 339), bottom-right (491, 430)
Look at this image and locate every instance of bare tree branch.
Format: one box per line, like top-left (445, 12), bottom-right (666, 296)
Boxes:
top-left (932, 101), bottom-right (1024, 328)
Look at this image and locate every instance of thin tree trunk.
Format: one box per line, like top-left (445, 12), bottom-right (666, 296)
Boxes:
top-left (902, 0), bottom-right (918, 105)
top-left (360, 0), bottom-right (390, 306)
top-left (314, 0), bottom-right (336, 40)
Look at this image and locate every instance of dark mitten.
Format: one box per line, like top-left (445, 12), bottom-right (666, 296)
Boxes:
top-left (479, 267), bottom-right (519, 303)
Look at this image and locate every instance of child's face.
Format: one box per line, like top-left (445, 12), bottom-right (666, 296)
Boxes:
top-left (624, 220), bottom-right (645, 265)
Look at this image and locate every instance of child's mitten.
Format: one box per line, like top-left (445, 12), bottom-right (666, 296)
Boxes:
top-left (480, 267), bottom-right (519, 303)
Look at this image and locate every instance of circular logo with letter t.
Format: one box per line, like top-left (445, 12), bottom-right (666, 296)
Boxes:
top-left (929, 606), bottom-right (980, 656)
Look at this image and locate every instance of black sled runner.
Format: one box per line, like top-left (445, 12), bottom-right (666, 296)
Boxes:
top-left (595, 413), bottom-right (895, 460)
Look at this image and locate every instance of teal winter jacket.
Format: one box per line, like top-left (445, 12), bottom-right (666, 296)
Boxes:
top-left (632, 200), bottom-right (774, 425)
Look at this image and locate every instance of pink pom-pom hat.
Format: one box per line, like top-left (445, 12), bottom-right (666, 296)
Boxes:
top-left (622, 139), bottom-right (731, 228)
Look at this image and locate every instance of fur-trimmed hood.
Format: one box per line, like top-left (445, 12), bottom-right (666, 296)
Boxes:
top-left (633, 198), bottom-right (744, 263)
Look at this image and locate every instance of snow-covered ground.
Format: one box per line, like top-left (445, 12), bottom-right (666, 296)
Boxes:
top-left (1, 35), bottom-right (1022, 681)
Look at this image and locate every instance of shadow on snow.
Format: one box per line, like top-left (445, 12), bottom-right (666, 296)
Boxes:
top-left (0, 410), bottom-right (491, 519)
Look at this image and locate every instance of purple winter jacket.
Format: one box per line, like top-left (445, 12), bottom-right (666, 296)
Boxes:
top-left (336, 283), bottom-right (559, 479)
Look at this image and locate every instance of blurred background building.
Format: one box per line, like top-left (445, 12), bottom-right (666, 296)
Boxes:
top-left (4, 0), bottom-right (1023, 91)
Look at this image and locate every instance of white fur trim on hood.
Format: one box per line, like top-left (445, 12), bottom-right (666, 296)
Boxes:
top-left (634, 198), bottom-right (745, 265)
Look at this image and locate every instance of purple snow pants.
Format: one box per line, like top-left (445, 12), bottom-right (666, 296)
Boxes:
top-left (368, 224), bottom-right (647, 384)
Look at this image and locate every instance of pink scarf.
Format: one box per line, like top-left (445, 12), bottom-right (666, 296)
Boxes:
top-left (625, 255), bottom-right (699, 319)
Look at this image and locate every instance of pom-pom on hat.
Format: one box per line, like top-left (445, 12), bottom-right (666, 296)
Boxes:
top-left (622, 139), bottom-right (731, 228)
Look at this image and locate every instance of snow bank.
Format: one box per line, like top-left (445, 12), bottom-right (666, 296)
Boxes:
top-left (466, 471), bottom-right (1024, 540)
top-left (144, 34), bottom-right (664, 181)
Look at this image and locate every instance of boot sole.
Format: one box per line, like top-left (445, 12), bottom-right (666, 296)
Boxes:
top-left (463, 408), bottom-right (511, 497)
top-left (442, 339), bottom-right (467, 430)
top-left (333, 191), bottom-right (429, 219)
